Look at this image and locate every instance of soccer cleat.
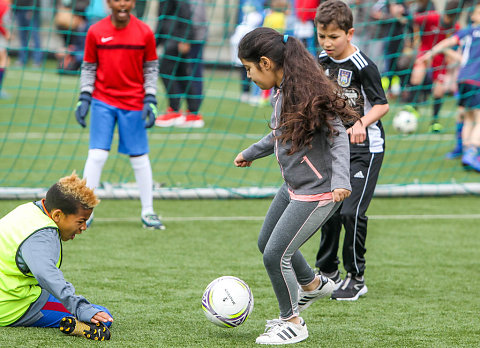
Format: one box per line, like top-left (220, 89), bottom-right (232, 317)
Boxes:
top-left (318, 269), bottom-right (342, 290)
top-left (428, 122), bottom-right (443, 133)
top-left (141, 213), bottom-right (166, 230)
top-left (298, 275), bottom-right (335, 312)
top-left (177, 111), bottom-right (205, 128)
top-left (445, 146), bottom-right (463, 160)
top-left (331, 273), bottom-right (368, 301)
top-left (255, 318), bottom-right (308, 345)
top-left (155, 107), bottom-right (184, 127)
top-left (59, 316), bottom-right (111, 341)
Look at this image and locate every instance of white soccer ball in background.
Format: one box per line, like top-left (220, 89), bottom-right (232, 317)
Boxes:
top-left (202, 276), bottom-right (254, 328)
top-left (393, 110), bottom-right (418, 134)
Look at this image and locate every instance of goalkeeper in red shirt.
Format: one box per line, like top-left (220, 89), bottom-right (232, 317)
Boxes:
top-left (74, 0), bottom-right (165, 229)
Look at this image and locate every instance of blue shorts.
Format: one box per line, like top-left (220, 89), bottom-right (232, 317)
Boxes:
top-left (30, 294), bottom-right (112, 328)
top-left (458, 83), bottom-right (480, 109)
top-left (90, 98), bottom-right (149, 156)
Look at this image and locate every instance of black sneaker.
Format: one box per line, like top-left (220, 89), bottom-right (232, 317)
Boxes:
top-left (318, 270), bottom-right (342, 290)
top-left (331, 273), bottom-right (368, 301)
top-left (59, 316), bottom-right (111, 341)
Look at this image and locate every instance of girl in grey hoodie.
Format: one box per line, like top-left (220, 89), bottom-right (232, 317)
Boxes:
top-left (234, 27), bottom-right (360, 345)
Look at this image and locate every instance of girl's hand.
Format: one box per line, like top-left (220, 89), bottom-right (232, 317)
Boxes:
top-left (234, 152), bottom-right (253, 167)
top-left (91, 311), bottom-right (113, 324)
top-left (347, 120), bottom-right (366, 144)
top-left (332, 188), bottom-right (351, 202)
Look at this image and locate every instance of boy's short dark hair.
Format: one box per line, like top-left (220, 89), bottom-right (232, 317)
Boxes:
top-left (314, 0), bottom-right (353, 33)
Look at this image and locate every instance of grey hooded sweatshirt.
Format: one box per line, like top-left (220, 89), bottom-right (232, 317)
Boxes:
top-left (242, 87), bottom-right (351, 197)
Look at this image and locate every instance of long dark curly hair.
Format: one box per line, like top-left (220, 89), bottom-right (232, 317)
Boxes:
top-left (238, 27), bottom-right (359, 155)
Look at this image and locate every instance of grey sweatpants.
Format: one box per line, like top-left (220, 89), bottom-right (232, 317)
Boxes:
top-left (258, 183), bottom-right (341, 319)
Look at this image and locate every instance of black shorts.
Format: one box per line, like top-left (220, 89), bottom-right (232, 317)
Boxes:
top-left (458, 83), bottom-right (480, 109)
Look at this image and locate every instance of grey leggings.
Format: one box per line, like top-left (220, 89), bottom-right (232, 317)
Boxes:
top-left (258, 183), bottom-right (340, 319)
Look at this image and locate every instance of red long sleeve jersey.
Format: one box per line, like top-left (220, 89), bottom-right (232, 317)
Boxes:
top-left (84, 15), bottom-right (158, 110)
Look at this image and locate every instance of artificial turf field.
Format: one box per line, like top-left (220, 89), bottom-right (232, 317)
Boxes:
top-left (0, 196), bottom-right (479, 347)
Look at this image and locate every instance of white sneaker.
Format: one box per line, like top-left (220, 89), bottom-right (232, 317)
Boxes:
top-left (298, 275), bottom-right (335, 312)
top-left (255, 318), bottom-right (308, 345)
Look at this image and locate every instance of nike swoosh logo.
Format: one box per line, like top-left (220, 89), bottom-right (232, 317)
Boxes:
top-left (101, 36), bottom-right (114, 43)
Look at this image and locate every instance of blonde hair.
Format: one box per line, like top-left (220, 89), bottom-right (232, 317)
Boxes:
top-left (56, 171), bottom-right (99, 209)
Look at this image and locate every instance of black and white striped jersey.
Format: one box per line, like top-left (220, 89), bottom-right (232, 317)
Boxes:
top-left (318, 48), bottom-right (388, 154)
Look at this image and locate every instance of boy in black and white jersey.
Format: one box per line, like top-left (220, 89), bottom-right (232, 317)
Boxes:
top-left (313, 0), bottom-right (389, 301)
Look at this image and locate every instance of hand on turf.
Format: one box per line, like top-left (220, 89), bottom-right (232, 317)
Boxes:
top-left (91, 311), bottom-right (113, 324)
top-left (234, 152), bottom-right (252, 167)
top-left (347, 119), bottom-right (366, 144)
top-left (332, 188), bottom-right (351, 202)
top-left (142, 94), bottom-right (157, 128)
top-left (75, 92), bottom-right (92, 128)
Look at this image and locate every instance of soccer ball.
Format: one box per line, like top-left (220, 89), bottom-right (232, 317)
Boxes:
top-left (393, 110), bottom-right (418, 134)
top-left (201, 276), bottom-right (254, 328)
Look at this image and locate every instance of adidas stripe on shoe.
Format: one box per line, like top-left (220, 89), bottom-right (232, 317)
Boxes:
top-left (255, 318), bottom-right (308, 345)
top-left (59, 316), bottom-right (111, 341)
top-left (298, 275), bottom-right (335, 312)
top-left (319, 269), bottom-right (342, 291)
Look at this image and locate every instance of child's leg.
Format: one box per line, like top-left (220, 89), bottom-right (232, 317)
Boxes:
top-left (83, 149), bottom-right (109, 190)
top-left (315, 207), bottom-right (342, 272)
top-left (27, 294), bottom-right (112, 328)
top-left (340, 152), bottom-right (383, 277)
top-left (117, 108), bottom-right (161, 223)
top-left (83, 100), bottom-right (116, 189)
top-left (410, 60), bottom-right (427, 86)
top-left (470, 109), bottom-right (480, 148)
top-left (130, 154), bottom-right (154, 216)
top-left (430, 77), bottom-right (446, 130)
top-left (446, 106), bottom-right (464, 159)
top-left (0, 48), bottom-right (7, 96)
top-left (462, 110), bottom-right (475, 149)
top-left (259, 184), bottom-right (339, 320)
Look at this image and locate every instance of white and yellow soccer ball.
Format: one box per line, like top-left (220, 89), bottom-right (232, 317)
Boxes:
top-left (201, 276), bottom-right (254, 328)
top-left (393, 109), bottom-right (418, 134)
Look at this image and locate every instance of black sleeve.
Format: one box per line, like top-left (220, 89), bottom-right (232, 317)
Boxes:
top-left (359, 63), bottom-right (388, 106)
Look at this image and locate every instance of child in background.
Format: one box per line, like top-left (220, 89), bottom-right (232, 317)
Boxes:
top-left (0, 0), bottom-right (10, 99)
top-left (294, 0), bottom-right (320, 56)
top-left (0, 173), bottom-right (113, 341)
top-left (234, 27), bottom-right (358, 344)
top-left (260, 0), bottom-right (289, 105)
top-left (230, 1), bottom-right (263, 104)
top-left (314, 0), bottom-right (389, 301)
top-left (263, 0), bottom-right (288, 33)
top-left (419, 4), bottom-right (480, 170)
top-left (74, 0), bottom-right (165, 230)
top-left (409, 0), bottom-right (461, 133)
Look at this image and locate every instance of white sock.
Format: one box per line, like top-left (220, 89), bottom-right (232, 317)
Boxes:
top-left (130, 154), bottom-right (154, 216)
top-left (83, 149), bottom-right (109, 189)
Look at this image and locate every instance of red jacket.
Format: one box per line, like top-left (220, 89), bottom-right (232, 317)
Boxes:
top-left (0, 0), bottom-right (9, 38)
top-left (295, 0), bottom-right (320, 22)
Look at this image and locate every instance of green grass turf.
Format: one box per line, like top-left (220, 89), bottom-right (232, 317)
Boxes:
top-left (0, 196), bottom-right (479, 347)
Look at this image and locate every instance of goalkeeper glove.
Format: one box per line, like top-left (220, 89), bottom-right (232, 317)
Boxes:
top-left (142, 94), bottom-right (158, 128)
top-left (75, 92), bottom-right (92, 128)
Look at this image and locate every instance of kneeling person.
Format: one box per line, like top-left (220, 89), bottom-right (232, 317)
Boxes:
top-left (0, 173), bottom-right (113, 340)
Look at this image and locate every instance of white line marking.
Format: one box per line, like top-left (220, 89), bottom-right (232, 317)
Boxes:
top-left (93, 214), bottom-right (480, 223)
